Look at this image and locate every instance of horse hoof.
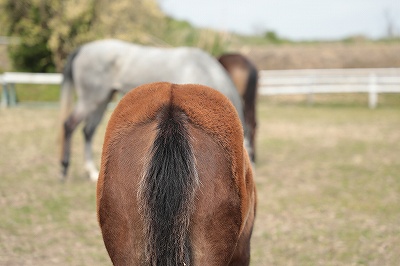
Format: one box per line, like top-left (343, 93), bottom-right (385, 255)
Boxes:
top-left (59, 172), bottom-right (67, 183)
top-left (89, 171), bottom-right (99, 182)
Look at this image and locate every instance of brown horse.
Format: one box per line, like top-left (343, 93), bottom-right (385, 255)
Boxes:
top-left (97, 82), bottom-right (256, 265)
top-left (218, 53), bottom-right (259, 162)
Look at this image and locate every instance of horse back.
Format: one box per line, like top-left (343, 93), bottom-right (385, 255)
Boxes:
top-left (97, 82), bottom-right (256, 265)
top-left (218, 53), bottom-right (251, 97)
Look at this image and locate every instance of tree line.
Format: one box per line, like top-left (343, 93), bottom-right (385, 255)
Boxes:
top-left (0, 0), bottom-right (229, 73)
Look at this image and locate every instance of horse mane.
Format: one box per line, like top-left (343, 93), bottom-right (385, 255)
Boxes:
top-left (138, 103), bottom-right (198, 265)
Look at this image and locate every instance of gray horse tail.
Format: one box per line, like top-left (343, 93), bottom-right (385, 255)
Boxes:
top-left (58, 47), bottom-right (81, 156)
top-left (138, 105), bottom-right (198, 266)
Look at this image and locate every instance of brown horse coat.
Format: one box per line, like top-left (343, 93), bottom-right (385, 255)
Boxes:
top-left (97, 82), bottom-right (256, 265)
top-left (218, 53), bottom-right (259, 162)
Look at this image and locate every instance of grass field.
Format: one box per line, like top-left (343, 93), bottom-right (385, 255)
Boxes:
top-left (1, 95), bottom-right (399, 265)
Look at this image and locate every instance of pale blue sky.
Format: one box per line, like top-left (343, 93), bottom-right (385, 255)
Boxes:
top-left (158, 0), bottom-right (400, 40)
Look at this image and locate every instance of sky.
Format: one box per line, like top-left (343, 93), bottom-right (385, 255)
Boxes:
top-left (158, 0), bottom-right (400, 40)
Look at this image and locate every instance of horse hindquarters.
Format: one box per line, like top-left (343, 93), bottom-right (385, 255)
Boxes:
top-left (97, 114), bottom-right (246, 265)
top-left (188, 125), bottom-right (246, 265)
top-left (227, 154), bottom-right (256, 265)
top-left (97, 83), bottom-right (256, 265)
top-left (97, 121), bottom-right (157, 265)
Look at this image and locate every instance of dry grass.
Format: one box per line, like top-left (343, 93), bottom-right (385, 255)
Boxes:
top-left (2, 42), bottom-right (400, 74)
top-left (0, 95), bottom-right (399, 265)
top-left (0, 107), bottom-right (111, 265)
top-left (251, 95), bottom-right (400, 265)
top-left (243, 42), bottom-right (400, 70)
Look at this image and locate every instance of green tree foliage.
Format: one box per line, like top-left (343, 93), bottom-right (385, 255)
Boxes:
top-left (1, 0), bottom-right (165, 72)
top-left (1, 0), bottom-right (96, 72)
top-left (2, 1), bottom-right (56, 72)
top-left (0, 0), bottom-right (230, 72)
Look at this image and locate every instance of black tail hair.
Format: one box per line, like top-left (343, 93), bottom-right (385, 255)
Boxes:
top-left (243, 63), bottom-right (258, 118)
top-left (139, 105), bottom-right (198, 266)
top-left (244, 63), bottom-right (258, 162)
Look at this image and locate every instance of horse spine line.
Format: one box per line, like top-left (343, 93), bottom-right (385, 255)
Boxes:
top-left (138, 105), bottom-right (198, 266)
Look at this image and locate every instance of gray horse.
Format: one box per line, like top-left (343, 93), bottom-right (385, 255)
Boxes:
top-left (60, 39), bottom-right (250, 181)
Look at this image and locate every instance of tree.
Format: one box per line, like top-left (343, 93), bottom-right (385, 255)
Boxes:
top-left (2, 0), bottom-right (57, 72)
top-left (0, 0), bottom-right (165, 72)
top-left (1, 0), bottom-right (229, 72)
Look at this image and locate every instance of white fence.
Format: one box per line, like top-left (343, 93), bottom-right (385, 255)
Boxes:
top-left (259, 68), bottom-right (400, 108)
top-left (1, 68), bottom-right (400, 108)
top-left (1, 72), bottom-right (62, 107)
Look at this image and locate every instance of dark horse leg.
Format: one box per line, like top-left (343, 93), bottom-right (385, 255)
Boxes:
top-left (61, 107), bottom-right (86, 180)
top-left (61, 92), bottom-right (115, 181)
top-left (83, 91), bottom-right (115, 181)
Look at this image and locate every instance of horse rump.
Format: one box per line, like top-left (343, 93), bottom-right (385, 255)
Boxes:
top-left (96, 82), bottom-right (256, 265)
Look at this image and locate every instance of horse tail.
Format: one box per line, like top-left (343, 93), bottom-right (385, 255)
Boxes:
top-left (243, 61), bottom-right (258, 118)
top-left (58, 47), bottom-right (80, 156)
top-left (139, 104), bottom-right (198, 266)
top-left (243, 62), bottom-right (258, 162)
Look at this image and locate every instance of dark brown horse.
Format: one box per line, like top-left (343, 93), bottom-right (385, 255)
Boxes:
top-left (218, 53), bottom-right (259, 162)
top-left (97, 82), bottom-right (256, 265)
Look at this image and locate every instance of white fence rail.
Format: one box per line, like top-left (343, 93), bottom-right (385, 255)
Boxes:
top-left (1, 72), bottom-right (62, 107)
top-left (1, 68), bottom-right (400, 108)
top-left (2, 72), bottom-right (62, 84)
top-left (259, 68), bottom-right (400, 108)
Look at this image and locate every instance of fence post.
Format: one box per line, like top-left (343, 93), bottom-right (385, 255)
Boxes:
top-left (1, 82), bottom-right (8, 109)
top-left (368, 73), bottom-right (377, 109)
top-left (8, 83), bottom-right (17, 106)
top-left (307, 75), bottom-right (315, 105)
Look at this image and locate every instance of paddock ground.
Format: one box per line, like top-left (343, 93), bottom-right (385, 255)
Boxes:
top-left (1, 94), bottom-right (399, 265)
